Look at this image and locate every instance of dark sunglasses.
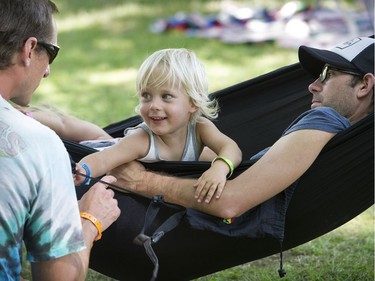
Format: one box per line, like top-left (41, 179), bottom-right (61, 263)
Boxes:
top-left (319, 64), bottom-right (363, 83)
top-left (37, 41), bottom-right (60, 64)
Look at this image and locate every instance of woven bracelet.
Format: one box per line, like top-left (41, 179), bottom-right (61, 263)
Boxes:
top-left (80, 163), bottom-right (91, 185)
top-left (80, 211), bottom-right (102, 241)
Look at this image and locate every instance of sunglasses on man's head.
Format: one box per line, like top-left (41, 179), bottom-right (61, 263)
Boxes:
top-left (319, 64), bottom-right (363, 83)
top-left (37, 41), bottom-right (60, 64)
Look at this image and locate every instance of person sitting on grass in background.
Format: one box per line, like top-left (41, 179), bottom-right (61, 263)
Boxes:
top-left (15, 103), bottom-right (112, 142)
top-left (75, 48), bottom-right (242, 202)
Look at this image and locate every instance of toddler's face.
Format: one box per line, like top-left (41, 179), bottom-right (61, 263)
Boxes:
top-left (138, 81), bottom-right (197, 135)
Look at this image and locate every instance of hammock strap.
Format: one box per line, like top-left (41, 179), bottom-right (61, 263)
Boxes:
top-left (278, 241), bottom-right (286, 278)
top-left (133, 195), bottom-right (186, 281)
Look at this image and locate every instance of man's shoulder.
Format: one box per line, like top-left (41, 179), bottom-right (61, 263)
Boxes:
top-left (284, 107), bottom-right (351, 135)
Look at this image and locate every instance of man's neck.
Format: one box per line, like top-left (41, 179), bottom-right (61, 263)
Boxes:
top-left (349, 111), bottom-right (371, 124)
top-left (0, 73), bottom-right (15, 101)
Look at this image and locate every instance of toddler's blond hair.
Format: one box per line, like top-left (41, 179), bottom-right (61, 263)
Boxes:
top-left (136, 48), bottom-right (219, 123)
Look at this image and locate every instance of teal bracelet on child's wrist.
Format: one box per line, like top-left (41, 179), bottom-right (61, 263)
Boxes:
top-left (211, 156), bottom-right (234, 178)
top-left (80, 163), bottom-right (91, 185)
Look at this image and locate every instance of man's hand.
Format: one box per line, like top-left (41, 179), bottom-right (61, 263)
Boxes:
top-left (31, 176), bottom-right (121, 280)
top-left (109, 161), bottom-right (147, 193)
top-left (78, 175), bottom-right (120, 232)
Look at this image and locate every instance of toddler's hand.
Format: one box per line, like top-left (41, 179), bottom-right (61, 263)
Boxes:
top-left (194, 167), bottom-right (226, 203)
top-left (73, 163), bottom-right (87, 186)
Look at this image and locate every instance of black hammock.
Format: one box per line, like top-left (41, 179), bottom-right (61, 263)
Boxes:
top-left (65, 63), bottom-right (374, 281)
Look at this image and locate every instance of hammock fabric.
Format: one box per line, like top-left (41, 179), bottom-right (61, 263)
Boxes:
top-left (66, 63), bottom-right (374, 281)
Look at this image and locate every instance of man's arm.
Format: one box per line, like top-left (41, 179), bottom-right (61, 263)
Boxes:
top-left (30, 176), bottom-right (120, 281)
top-left (111, 129), bottom-right (336, 218)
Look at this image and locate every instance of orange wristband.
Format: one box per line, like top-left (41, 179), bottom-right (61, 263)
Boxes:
top-left (80, 212), bottom-right (102, 241)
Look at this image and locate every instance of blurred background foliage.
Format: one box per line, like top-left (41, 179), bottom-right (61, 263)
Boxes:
top-left (34, 0), bottom-right (305, 126)
top-left (34, 0), bottom-right (371, 126)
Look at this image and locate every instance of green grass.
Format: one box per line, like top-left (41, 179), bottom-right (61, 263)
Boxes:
top-left (22, 0), bottom-right (373, 280)
top-left (195, 207), bottom-right (374, 281)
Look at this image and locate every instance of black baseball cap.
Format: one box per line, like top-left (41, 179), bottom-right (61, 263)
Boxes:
top-left (298, 36), bottom-right (374, 78)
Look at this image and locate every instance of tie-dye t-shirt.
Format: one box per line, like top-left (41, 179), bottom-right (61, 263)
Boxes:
top-left (0, 96), bottom-right (86, 280)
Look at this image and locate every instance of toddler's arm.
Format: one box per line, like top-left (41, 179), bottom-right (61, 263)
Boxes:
top-left (194, 118), bottom-right (242, 203)
top-left (76, 129), bottom-right (150, 186)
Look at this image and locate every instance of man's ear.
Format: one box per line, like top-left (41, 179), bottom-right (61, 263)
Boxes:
top-left (358, 73), bottom-right (374, 99)
top-left (21, 37), bottom-right (38, 66)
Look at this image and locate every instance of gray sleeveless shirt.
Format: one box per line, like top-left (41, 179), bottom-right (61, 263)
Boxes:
top-left (124, 122), bottom-right (201, 163)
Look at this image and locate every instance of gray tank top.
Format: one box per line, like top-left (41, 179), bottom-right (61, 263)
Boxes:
top-left (124, 122), bottom-right (201, 163)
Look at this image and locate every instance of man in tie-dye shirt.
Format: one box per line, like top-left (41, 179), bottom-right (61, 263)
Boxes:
top-left (0, 1), bottom-right (120, 280)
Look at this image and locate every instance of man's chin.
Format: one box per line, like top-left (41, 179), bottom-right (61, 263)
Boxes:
top-left (311, 102), bottom-right (322, 109)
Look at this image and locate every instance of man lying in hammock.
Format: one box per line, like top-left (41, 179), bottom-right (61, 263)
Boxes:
top-left (109, 36), bottom-right (374, 218)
